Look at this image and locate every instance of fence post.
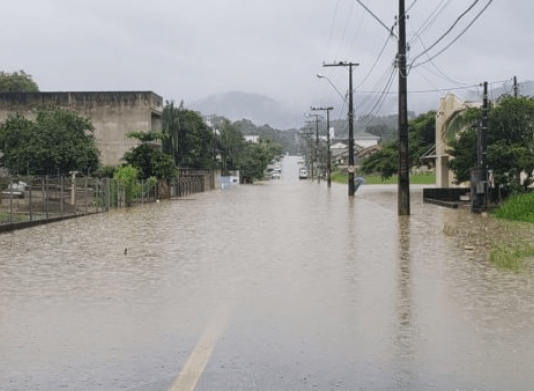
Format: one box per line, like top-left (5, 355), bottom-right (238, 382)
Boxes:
top-left (71, 173), bottom-right (76, 211)
top-left (60, 176), bottom-right (64, 215)
top-left (105, 178), bottom-right (109, 211)
top-left (29, 180), bottom-right (32, 221)
top-left (45, 176), bottom-right (49, 220)
top-left (85, 176), bottom-right (88, 215)
top-left (9, 177), bottom-right (13, 223)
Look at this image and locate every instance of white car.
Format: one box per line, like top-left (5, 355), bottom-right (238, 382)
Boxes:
top-left (299, 168), bottom-right (308, 179)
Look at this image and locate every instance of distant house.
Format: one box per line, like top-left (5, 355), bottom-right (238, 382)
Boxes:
top-left (0, 91), bottom-right (163, 166)
top-left (331, 132), bottom-right (381, 169)
top-left (244, 135), bottom-right (260, 143)
top-left (333, 131), bottom-right (379, 149)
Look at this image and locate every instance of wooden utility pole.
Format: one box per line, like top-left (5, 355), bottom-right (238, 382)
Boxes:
top-left (323, 61), bottom-right (359, 196)
top-left (314, 114), bottom-right (321, 183)
top-left (311, 106), bottom-right (334, 187)
top-left (304, 120), bottom-right (317, 181)
top-left (398, 0), bottom-right (410, 215)
top-left (480, 81), bottom-right (489, 209)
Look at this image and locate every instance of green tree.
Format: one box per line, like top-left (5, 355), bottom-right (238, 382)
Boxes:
top-left (360, 111), bottom-right (436, 178)
top-left (114, 165), bottom-right (141, 207)
top-left (361, 141), bottom-right (398, 178)
top-left (161, 101), bottom-right (215, 169)
top-left (239, 139), bottom-right (282, 181)
top-left (409, 110), bottom-right (436, 167)
top-left (161, 100), bottom-right (181, 164)
top-left (0, 108), bottom-right (99, 175)
top-left (448, 96), bottom-right (534, 193)
top-left (0, 70), bottom-right (39, 92)
top-left (214, 117), bottom-right (245, 171)
top-left (122, 131), bottom-right (178, 179)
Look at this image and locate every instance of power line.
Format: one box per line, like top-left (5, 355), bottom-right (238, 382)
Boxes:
top-left (356, 34), bottom-right (395, 90)
top-left (408, 31), bottom-right (469, 87)
top-left (409, 0), bottom-right (452, 46)
top-left (355, 0), bottom-right (398, 38)
top-left (406, 0), bottom-right (419, 13)
top-left (335, 1), bottom-right (357, 59)
top-left (410, 0), bottom-right (480, 65)
top-left (323, 0), bottom-right (343, 61)
top-left (411, 0), bottom-right (494, 68)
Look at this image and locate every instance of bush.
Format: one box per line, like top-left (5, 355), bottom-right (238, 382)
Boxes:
top-left (493, 191), bottom-right (534, 222)
top-left (114, 165), bottom-right (141, 206)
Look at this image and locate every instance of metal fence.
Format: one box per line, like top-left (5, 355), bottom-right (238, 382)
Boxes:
top-left (0, 171), bottom-right (218, 228)
top-left (0, 176), bottom-right (158, 226)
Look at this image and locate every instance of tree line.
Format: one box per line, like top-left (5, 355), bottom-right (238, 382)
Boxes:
top-left (359, 94), bottom-right (534, 200)
top-left (0, 71), bottom-right (283, 183)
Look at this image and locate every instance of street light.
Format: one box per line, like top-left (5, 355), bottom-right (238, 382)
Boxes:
top-left (316, 74), bottom-right (347, 103)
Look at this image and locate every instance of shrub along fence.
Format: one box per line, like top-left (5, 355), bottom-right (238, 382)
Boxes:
top-left (0, 170), bottom-right (219, 230)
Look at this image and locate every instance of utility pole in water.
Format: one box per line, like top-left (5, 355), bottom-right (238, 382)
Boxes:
top-left (323, 61), bottom-right (359, 196)
top-left (311, 106), bottom-right (334, 187)
top-left (398, 0), bottom-right (410, 215)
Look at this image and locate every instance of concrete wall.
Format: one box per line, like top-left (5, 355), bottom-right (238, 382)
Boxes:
top-left (0, 91), bottom-right (163, 166)
top-left (435, 93), bottom-right (481, 188)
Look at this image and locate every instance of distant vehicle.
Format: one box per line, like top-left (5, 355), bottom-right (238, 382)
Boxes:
top-left (299, 168), bottom-right (308, 179)
top-left (272, 168), bottom-right (281, 179)
top-left (0, 181), bottom-right (29, 199)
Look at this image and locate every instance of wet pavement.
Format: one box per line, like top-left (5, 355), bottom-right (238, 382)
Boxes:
top-left (2, 156), bottom-right (534, 390)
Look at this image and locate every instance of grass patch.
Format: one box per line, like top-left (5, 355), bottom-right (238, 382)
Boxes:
top-left (490, 192), bottom-right (534, 271)
top-left (331, 171), bottom-right (435, 185)
top-left (0, 210), bottom-right (31, 223)
top-left (490, 243), bottom-right (534, 272)
top-left (493, 191), bottom-right (534, 223)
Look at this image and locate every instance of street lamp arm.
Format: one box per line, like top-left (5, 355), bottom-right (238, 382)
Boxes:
top-left (316, 74), bottom-right (347, 104)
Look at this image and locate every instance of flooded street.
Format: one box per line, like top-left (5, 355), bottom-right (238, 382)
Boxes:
top-left (2, 156), bottom-right (534, 390)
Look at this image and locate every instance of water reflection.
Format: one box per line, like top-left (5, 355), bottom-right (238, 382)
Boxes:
top-left (392, 216), bottom-right (417, 388)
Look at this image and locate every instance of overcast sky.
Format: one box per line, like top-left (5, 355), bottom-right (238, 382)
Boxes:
top-left (0, 0), bottom-right (529, 122)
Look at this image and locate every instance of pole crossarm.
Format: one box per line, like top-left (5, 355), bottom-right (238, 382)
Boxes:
top-left (310, 106), bottom-right (334, 112)
top-left (323, 61), bottom-right (360, 68)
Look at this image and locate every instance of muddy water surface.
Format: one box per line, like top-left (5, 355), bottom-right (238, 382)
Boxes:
top-left (2, 156), bottom-right (534, 390)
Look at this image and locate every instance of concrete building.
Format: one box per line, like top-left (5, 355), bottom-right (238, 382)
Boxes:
top-left (434, 93), bottom-right (481, 187)
top-left (0, 91), bottom-right (163, 166)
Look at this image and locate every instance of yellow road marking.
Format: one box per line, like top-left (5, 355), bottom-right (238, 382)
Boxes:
top-left (169, 304), bottom-right (231, 391)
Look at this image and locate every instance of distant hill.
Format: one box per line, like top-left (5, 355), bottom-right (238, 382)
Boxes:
top-left (189, 91), bottom-right (303, 130)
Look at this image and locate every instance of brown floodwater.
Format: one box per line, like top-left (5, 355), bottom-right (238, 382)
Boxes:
top-left (2, 156), bottom-right (534, 390)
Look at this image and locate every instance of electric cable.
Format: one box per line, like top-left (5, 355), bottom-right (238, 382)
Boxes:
top-left (409, 0), bottom-right (452, 46)
top-left (411, 0), bottom-right (494, 68)
top-left (410, 0), bottom-right (480, 65)
top-left (355, 33), bottom-right (395, 90)
top-left (409, 31), bottom-right (469, 87)
top-left (323, 0), bottom-right (343, 61)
